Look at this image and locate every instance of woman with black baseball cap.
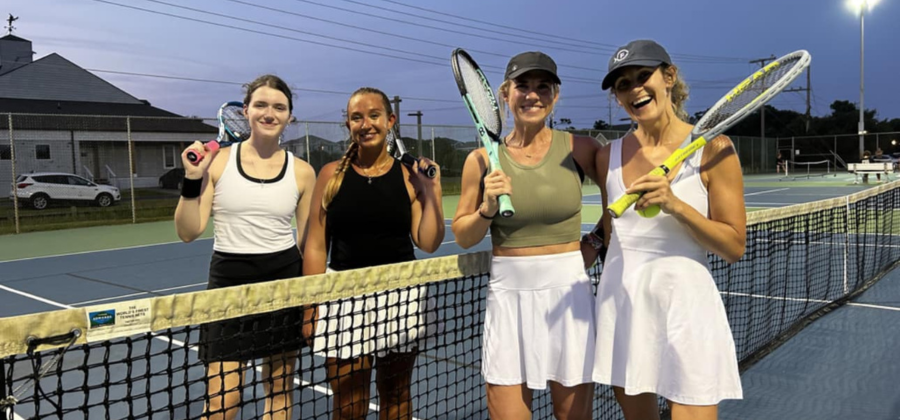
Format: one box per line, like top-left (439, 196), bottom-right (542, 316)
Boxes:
top-left (452, 51), bottom-right (604, 420)
top-left (591, 39), bottom-right (745, 420)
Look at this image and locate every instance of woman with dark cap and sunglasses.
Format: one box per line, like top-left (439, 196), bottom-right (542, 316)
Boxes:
top-left (452, 51), bottom-right (604, 420)
top-left (591, 39), bottom-right (745, 420)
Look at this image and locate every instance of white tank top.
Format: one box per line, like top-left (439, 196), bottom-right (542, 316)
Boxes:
top-left (212, 144), bottom-right (299, 254)
top-left (605, 136), bottom-right (709, 264)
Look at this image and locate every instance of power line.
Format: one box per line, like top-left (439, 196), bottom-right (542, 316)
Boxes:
top-left (339, 0), bottom-right (608, 54)
top-left (223, 0), bottom-right (602, 73)
top-left (378, 0), bottom-right (751, 64)
top-left (91, 0), bottom-right (443, 66)
top-left (94, 0), bottom-right (605, 85)
top-left (295, 0), bottom-right (605, 57)
top-left (379, 0), bottom-right (613, 50)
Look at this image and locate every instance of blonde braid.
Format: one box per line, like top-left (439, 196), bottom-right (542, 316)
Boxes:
top-left (321, 141), bottom-right (360, 211)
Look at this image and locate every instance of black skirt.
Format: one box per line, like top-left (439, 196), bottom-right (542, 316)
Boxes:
top-left (198, 246), bottom-right (306, 363)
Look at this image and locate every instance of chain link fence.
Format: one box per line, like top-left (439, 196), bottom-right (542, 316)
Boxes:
top-left (3, 112), bottom-right (870, 234)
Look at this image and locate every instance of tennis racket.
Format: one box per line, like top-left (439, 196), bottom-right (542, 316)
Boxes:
top-left (187, 101), bottom-right (251, 164)
top-left (451, 48), bottom-right (514, 217)
top-left (608, 49), bottom-right (811, 219)
top-left (386, 127), bottom-right (437, 178)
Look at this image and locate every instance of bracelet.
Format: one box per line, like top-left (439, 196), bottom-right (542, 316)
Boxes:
top-left (181, 177), bottom-right (202, 199)
top-left (478, 205), bottom-right (497, 219)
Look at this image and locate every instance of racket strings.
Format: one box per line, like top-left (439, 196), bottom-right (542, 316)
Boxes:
top-left (699, 56), bottom-right (804, 132)
top-left (221, 106), bottom-right (251, 140)
top-left (454, 56), bottom-right (501, 134)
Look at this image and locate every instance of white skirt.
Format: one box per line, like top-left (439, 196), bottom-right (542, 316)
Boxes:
top-left (312, 267), bottom-right (438, 359)
top-left (482, 251), bottom-right (596, 390)
top-left (593, 255), bottom-right (743, 405)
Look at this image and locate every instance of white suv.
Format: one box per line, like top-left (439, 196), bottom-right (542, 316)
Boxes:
top-left (10, 173), bottom-right (121, 210)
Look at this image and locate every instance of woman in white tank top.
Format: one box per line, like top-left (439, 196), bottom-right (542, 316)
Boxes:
top-left (589, 40), bottom-right (746, 420)
top-left (173, 75), bottom-right (317, 420)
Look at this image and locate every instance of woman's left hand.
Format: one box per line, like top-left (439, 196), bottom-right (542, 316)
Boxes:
top-left (626, 173), bottom-right (684, 215)
top-left (410, 157), bottom-right (441, 192)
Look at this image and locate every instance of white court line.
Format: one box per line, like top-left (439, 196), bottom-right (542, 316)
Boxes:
top-left (64, 235), bottom-right (477, 307)
top-left (0, 283), bottom-right (419, 419)
top-left (744, 188), bottom-right (790, 197)
top-left (847, 302), bottom-right (900, 312)
top-left (721, 291), bottom-right (900, 312)
top-left (70, 282), bottom-right (208, 306)
top-left (1, 220), bottom-right (457, 265)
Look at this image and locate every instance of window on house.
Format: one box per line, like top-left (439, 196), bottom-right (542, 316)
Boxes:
top-left (35, 144), bottom-right (50, 160)
top-left (163, 145), bottom-right (176, 169)
top-left (0, 145), bottom-right (9, 160)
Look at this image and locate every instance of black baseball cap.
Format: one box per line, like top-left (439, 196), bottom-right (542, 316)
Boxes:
top-left (505, 51), bottom-right (562, 85)
top-left (601, 40), bottom-right (672, 90)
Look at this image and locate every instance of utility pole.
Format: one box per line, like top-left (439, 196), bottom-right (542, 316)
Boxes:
top-left (607, 95), bottom-right (613, 128)
top-left (784, 66), bottom-right (812, 133)
top-left (749, 55), bottom-right (776, 142)
top-left (390, 96), bottom-right (402, 137)
top-left (408, 110), bottom-right (423, 157)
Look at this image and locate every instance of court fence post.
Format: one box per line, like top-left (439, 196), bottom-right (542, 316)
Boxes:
top-left (8, 113), bottom-right (19, 234)
top-left (431, 127), bottom-right (435, 161)
top-left (305, 122), bottom-right (311, 169)
top-left (126, 117), bottom-right (136, 224)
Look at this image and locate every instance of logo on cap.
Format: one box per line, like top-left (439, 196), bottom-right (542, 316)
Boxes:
top-left (511, 65), bottom-right (518, 72)
top-left (614, 49), bottom-right (629, 63)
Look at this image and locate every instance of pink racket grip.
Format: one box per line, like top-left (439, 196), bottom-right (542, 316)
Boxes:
top-left (186, 141), bottom-right (220, 164)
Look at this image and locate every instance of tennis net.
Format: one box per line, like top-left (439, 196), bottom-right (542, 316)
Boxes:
top-left (2, 181), bottom-right (900, 419)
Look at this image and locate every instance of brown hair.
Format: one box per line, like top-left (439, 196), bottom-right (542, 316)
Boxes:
top-left (321, 87), bottom-right (393, 211)
top-left (243, 74), bottom-right (294, 112)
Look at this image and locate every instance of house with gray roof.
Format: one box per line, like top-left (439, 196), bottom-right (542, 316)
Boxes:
top-left (0, 34), bottom-right (215, 195)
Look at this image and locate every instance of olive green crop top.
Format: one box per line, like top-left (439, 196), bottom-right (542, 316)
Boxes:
top-left (489, 130), bottom-right (583, 248)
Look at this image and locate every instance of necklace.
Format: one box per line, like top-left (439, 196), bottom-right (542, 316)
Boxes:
top-left (357, 157), bottom-right (392, 184)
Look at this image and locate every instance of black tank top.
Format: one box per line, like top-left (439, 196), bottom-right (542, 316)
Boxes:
top-left (326, 159), bottom-right (415, 270)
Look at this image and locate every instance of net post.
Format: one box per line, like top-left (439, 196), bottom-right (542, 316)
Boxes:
top-left (844, 195), bottom-right (850, 295)
top-left (7, 113), bottom-right (19, 234)
top-left (126, 116), bottom-right (136, 224)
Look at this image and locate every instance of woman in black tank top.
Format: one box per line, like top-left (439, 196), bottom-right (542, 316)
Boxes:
top-left (303, 87), bottom-right (444, 420)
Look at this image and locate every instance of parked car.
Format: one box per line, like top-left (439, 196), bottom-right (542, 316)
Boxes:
top-left (10, 172), bottom-right (121, 210)
top-left (158, 168), bottom-right (185, 190)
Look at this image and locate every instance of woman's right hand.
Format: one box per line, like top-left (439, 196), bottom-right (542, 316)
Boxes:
top-left (481, 169), bottom-right (512, 217)
top-left (181, 141), bottom-right (216, 180)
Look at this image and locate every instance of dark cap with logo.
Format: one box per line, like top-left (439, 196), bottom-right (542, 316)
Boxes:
top-left (505, 51), bottom-right (562, 85)
top-left (601, 40), bottom-right (672, 90)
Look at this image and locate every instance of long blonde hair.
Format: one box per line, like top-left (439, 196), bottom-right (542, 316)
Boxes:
top-left (321, 87), bottom-right (393, 211)
top-left (661, 64), bottom-right (689, 122)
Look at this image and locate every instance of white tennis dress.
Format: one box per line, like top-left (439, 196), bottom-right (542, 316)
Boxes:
top-left (592, 137), bottom-right (743, 405)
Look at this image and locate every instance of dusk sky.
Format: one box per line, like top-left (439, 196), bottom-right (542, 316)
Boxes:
top-left (6, 0), bottom-right (899, 132)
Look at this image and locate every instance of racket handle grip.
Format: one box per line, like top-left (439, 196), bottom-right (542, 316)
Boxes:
top-left (399, 154), bottom-right (438, 179)
top-left (498, 194), bottom-right (515, 218)
top-left (187, 141), bottom-right (220, 164)
top-left (607, 192), bottom-right (641, 219)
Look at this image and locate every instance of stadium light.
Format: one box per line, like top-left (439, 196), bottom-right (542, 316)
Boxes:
top-left (848, 0), bottom-right (879, 160)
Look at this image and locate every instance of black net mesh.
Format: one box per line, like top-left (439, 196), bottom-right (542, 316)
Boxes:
top-left (2, 183), bottom-right (900, 419)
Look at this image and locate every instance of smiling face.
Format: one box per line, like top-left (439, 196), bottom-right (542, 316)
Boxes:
top-left (346, 92), bottom-right (395, 149)
top-left (244, 86), bottom-right (291, 140)
top-left (612, 65), bottom-right (676, 124)
top-left (503, 71), bottom-right (559, 126)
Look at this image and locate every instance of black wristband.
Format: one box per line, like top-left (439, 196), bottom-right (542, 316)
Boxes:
top-left (181, 177), bottom-right (202, 199)
top-left (478, 208), bottom-right (497, 219)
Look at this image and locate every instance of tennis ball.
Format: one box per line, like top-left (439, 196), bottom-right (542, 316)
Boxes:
top-left (637, 204), bottom-right (661, 218)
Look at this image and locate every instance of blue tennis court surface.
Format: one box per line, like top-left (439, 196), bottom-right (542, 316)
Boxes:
top-left (1, 179), bottom-right (898, 419)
